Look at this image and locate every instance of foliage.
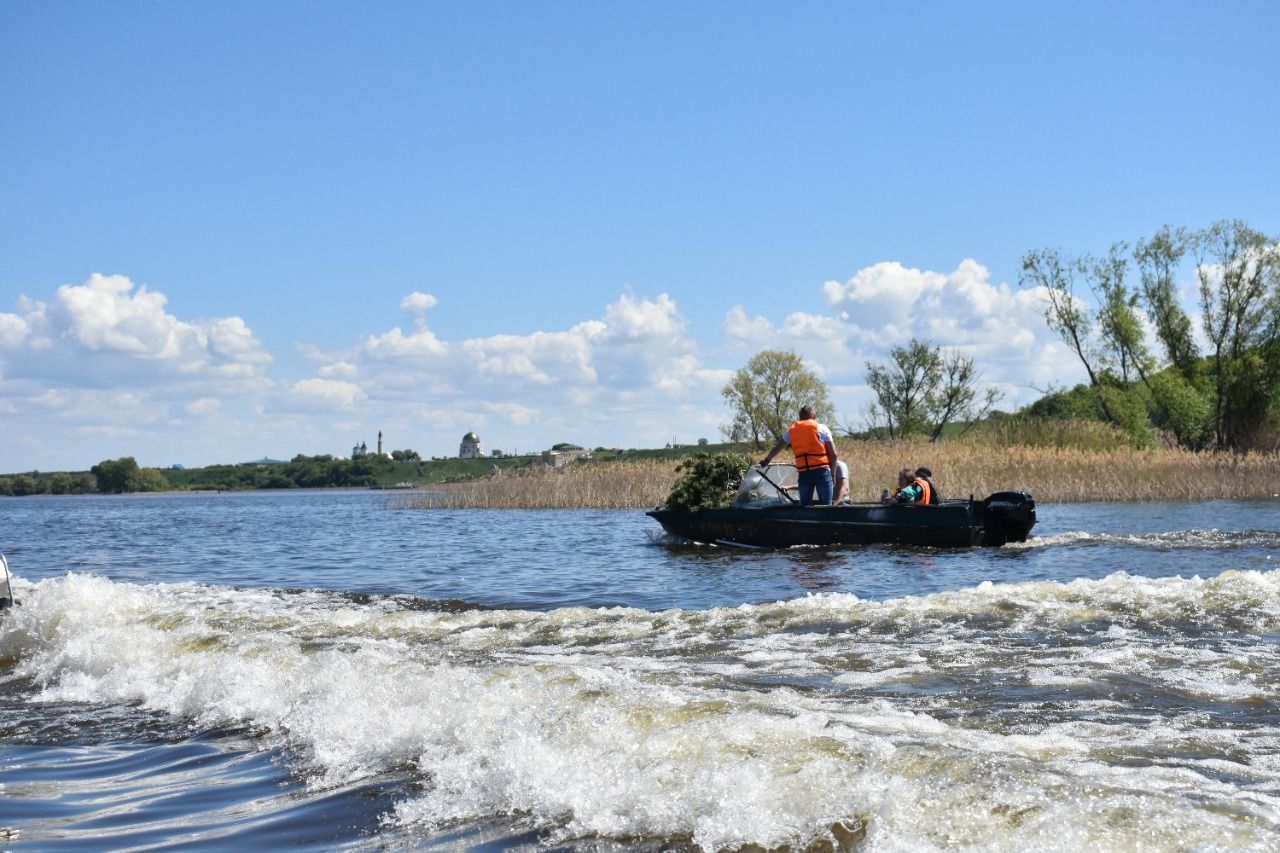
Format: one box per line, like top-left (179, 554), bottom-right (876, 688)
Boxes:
top-left (864, 338), bottom-right (1000, 440)
top-left (1135, 226), bottom-right (1197, 375)
top-left (661, 452), bottom-right (752, 512)
top-left (1022, 218), bottom-right (1280, 451)
top-left (89, 457), bottom-right (169, 494)
top-left (1193, 219), bottom-right (1280, 450)
top-left (721, 350), bottom-right (833, 448)
top-left (966, 415), bottom-right (1135, 451)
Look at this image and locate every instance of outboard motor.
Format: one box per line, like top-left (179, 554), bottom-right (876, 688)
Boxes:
top-left (0, 552), bottom-right (13, 610)
top-left (982, 491), bottom-right (1037, 546)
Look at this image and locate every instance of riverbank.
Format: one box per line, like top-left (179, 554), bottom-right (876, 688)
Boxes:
top-left (393, 441), bottom-right (1280, 508)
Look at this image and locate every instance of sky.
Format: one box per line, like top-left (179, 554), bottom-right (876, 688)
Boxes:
top-left (1, 1), bottom-right (1277, 473)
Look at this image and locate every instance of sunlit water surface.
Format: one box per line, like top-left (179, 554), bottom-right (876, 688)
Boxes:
top-left (2, 491), bottom-right (1279, 851)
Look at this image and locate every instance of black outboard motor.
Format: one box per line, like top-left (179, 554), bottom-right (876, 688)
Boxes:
top-left (982, 491), bottom-right (1037, 546)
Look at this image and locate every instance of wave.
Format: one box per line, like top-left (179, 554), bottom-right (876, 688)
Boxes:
top-left (4, 571), bottom-right (1280, 851)
top-left (1013, 527), bottom-right (1280, 550)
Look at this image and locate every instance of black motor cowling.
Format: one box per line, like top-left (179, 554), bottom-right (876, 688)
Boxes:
top-left (982, 490), bottom-right (1036, 546)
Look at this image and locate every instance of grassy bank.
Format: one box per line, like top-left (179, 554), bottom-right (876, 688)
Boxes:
top-left (391, 440), bottom-right (1280, 509)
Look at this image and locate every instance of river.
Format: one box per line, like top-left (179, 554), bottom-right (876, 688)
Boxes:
top-left (2, 491), bottom-right (1278, 851)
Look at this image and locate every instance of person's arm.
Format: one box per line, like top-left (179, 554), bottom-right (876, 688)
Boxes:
top-left (759, 436), bottom-right (787, 467)
top-left (895, 483), bottom-right (922, 503)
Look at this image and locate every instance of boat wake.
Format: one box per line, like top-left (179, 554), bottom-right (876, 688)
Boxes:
top-left (4, 569), bottom-right (1280, 851)
top-left (1010, 528), bottom-right (1280, 551)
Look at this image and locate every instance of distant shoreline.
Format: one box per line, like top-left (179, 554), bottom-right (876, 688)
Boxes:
top-left (7, 442), bottom-right (1280, 505)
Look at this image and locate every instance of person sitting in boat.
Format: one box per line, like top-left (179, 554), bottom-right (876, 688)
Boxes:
top-left (892, 468), bottom-right (934, 505)
top-left (833, 459), bottom-right (850, 504)
top-left (759, 405), bottom-right (842, 507)
top-left (915, 466), bottom-right (940, 504)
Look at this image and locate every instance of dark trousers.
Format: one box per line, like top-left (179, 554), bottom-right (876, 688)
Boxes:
top-left (797, 468), bottom-right (833, 506)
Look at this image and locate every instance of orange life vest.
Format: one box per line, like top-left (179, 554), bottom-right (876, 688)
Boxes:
top-left (788, 419), bottom-right (830, 472)
top-left (909, 477), bottom-right (932, 505)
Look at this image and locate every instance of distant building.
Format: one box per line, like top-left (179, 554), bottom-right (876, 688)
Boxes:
top-left (353, 431), bottom-right (393, 460)
top-left (459, 432), bottom-right (484, 459)
top-left (541, 443), bottom-right (590, 468)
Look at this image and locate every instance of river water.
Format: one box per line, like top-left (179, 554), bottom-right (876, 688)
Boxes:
top-left (1, 491), bottom-right (1278, 852)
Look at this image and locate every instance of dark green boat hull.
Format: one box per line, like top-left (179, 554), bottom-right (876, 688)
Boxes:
top-left (647, 492), bottom-right (1035, 549)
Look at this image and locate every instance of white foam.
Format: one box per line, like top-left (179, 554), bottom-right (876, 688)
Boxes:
top-left (4, 571), bottom-right (1280, 851)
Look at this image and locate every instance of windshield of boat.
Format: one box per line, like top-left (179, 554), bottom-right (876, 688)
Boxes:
top-left (732, 464), bottom-right (798, 507)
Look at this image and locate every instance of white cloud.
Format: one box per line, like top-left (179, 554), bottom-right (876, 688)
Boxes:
top-left (482, 401), bottom-right (540, 427)
top-left (723, 305), bottom-right (774, 344)
top-left (289, 378), bottom-right (366, 409)
top-left (599, 292), bottom-right (684, 341)
top-left (0, 313), bottom-right (29, 348)
top-left (0, 265), bottom-right (1097, 473)
top-left (401, 291), bottom-right (438, 316)
top-left (0, 274), bottom-right (272, 385)
top-left (318, 361), bottom-right (358, 379)
top-left (363, 326), bottom-right (448, 358)
top-left (186, 397), bottom-right (222, 417)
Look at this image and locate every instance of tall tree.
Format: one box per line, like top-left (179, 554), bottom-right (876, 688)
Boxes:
top-left (1135, 226), bottom-right (1198, 376)
top-left (864, 338), bottom-right (1000, 440)
top-left (1089, 243), bottom-right (1153, 385)
top-left (1194, 219), bottom-right (1280, 449)
top-left (865, 339), bottom-right (940, 438)
top-left (721, 350), bottom-right (833, 448)
top-left (1020, 248), bottom-right (1118, 423)
top-left (91, 457), bottom-right (141, 493)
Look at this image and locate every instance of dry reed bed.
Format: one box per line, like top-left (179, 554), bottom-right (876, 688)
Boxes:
top-left (393, 443), bottom-right (1280, 509)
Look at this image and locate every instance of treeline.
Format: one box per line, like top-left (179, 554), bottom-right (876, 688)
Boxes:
top-left (1021, 218), bottom-right (1280, 451)
top-left (0, 471), bottom-right (96, 496)
top-left (159, 454), bottom-right (427, 492)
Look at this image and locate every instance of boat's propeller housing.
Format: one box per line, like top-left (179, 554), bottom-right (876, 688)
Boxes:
top-left (981, 490), bottom-right (1037, 546)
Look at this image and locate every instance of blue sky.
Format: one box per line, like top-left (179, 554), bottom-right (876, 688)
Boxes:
top-left (1, 1), bottom-right (1276, 473)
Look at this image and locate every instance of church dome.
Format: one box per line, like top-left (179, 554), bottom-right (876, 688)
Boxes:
top-left (462, 432), bottom-right (480, 443)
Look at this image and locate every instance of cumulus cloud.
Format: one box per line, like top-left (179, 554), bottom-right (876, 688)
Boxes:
top-left (401, 291), bottom-right (438, 317)
top-left (599, 292), bottom-right (684, 341)
top-left (723, 305), bottom-right (774, 344)
top-left (0, 313), bottom-right (29, 348)
top-left (289, 378), bottom-right (366, 409)
top-left (318, 360), bottom-right (358, 379)
top-left (363, 326), bottom-right (448, 359)
top-left (0, 264), bottom-right (1097, 474)
top-left (0, 274), bottom-right (272, 385)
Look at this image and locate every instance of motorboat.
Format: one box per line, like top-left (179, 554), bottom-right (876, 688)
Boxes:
top-left (647, 464), bottom-right (1035, 548)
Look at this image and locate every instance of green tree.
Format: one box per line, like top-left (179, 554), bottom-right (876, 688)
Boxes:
top-left (1193, 219), bottom-right (1280, 449)
top-left (864, 338), bottom-right (1000, 440)
top-left (132, 467), bottom-right (170, 492)
top-left (1135, 226), bottom-right (1198, 376)
top-left (1021, 247), bottom-right (1119, 424)
top-left (10, 474), bottom-right (37, 496)
top-left (92, 457), bottom-right (141, 493)
top-left (721, 350), bottom-right (833, 448)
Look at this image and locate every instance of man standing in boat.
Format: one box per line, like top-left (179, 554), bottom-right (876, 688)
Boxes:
top-left (758, 405), bottom-right (842, 507)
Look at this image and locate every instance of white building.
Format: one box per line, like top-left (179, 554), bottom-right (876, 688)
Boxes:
top-left (459, 431), bottom-right (484, 459)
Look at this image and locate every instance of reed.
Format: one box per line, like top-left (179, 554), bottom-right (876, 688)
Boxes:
top-left (392, 442), bottom-right (1280, 509)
